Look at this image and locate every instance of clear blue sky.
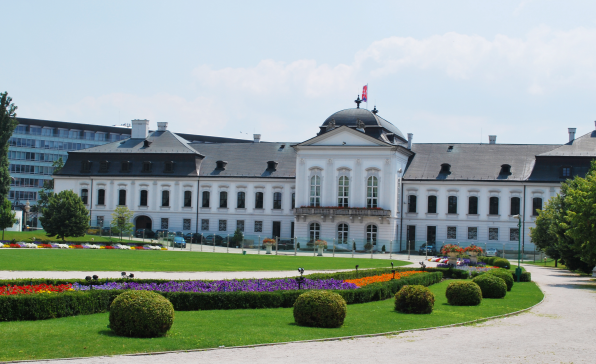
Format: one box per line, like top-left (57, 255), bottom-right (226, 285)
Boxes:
top-left (3, 0), bottom-right (596, 144)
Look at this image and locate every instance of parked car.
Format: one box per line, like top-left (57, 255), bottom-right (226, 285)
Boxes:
top-left (101, 227), bottom-right (112, 236)
top-left (175, 231), bottom-right (184, 237)
top-left (154, 230), bottom-right (170, 239)
top-left (135, 229), bottom-right (155, 238)
top-left (173, 236), bottom-right (186, 248)
top-left (203, 234), bottom-right (224, 245)
top-left (184, 233), bottom-right (202, 243)
top-left (418, 243), bottom-right (437, 256)
top-left (486, 248), bottom-right (498, 257)
top-left (87, 226), bottom-right (100, 235)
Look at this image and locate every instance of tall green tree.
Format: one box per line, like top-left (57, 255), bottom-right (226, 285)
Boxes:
top-left (0, 197), bottom-right (16, 240)
top-left (39, 190), bottom-right (89, 241)
top-left (0, 92), bottom-right (18, 201)
top-left (530, 195), bottom-right (562, 267)
top-left (111, 206), bottom-right (134, 241)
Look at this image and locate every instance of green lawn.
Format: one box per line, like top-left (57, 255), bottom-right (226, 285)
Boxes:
top-left (1, 230), bottom-right (116, 243)
top-left (0, 249), bottom-right (411, 271)
top-left (524, 258), bottom-right (563, 268)
top-left (0, 280), bottom-right (543, 361)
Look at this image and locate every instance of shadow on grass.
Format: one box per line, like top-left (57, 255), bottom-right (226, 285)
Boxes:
top-left (98, 329), bottom-right (118, 337)
top-left (545, 283), bottom-right (596, 290)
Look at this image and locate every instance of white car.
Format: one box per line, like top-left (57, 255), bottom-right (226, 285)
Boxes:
top-left (486, 248), bottom-right (498, 257)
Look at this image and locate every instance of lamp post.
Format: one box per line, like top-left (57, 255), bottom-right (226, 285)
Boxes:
top-left (512, 214), bottom-right (523, 282)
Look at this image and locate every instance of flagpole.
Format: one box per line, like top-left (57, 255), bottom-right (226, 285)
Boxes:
top-left (366, 83), bottom-right (368, 109)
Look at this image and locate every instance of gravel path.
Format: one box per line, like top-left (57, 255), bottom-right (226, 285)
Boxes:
top-left (35, 264), bottom-right (596, 364)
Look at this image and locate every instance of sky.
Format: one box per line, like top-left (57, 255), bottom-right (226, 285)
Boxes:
top-left (2, 0), bottom-right (596, 144)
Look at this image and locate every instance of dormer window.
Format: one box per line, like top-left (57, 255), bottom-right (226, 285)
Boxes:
top-left (267, 161), bottom-right (278, 170)
top-left (500, 164), bottom-right (511, 175)
top-left (440, 164), bottom-right (451, 174)
top-left (121, 161), bottom-right (131, 173)
top-left (143, 140), bottom-right (152, 147)
top-left (216, 160), bottom-right (227, 170)
top-left (142, 161), bottom-right (152, 173)
top-left (561, 166), bottom-right (572, 178)
top-left (99, 161), bottom-right (109, 173)
top-left (164, 161), bottom-right (174, 173)
top-left (81, 160), bottom-right (91, 172)
top-left (447, 146), bottom-right (453, 152)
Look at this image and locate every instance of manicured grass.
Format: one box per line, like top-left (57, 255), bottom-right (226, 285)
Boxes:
top-left (1, 230), bottom-right (115, 243)
top-left (0, 249), bottom-right (411, 272)
top-left (0, 280), bottom-right (543, 361)
top-left (524, 258), bottom-right (564, 268)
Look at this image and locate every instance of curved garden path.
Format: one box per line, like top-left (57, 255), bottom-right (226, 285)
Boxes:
top-left (36, 264), bottom-right (596, 364)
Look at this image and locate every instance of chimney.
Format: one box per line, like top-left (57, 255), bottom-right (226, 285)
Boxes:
top-left (489, 135), bottom-right (496, 144)
top-left (131, 119), bottom-right (149, 139)
top-left (407, 133), bottom-right (413, 150)
top-left (157, 122), bottom-right (168, 131)
top-left (254, 134), bottom-right (261, 143)
top-left (568, 128), bottom-right (577, 142)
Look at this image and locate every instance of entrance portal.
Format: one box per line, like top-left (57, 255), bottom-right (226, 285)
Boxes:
top-left (135, 215), bottom-right (152, 230)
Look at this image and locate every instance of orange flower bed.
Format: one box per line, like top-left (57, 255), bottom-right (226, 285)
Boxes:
top-left (344, 271), bottom-right (424, 287)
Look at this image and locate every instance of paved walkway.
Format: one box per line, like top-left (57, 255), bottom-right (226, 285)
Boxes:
top-left (30, 264), bottom-right (596, 364)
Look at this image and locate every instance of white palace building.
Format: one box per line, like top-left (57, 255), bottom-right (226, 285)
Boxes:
top-left (54, 102), bottom-right (596, 253)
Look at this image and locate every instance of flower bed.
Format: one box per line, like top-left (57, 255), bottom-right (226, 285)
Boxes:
top-left (344, 271), bottom-right (424, 287)
top-left (0, 241), bottom-right (165, 250)
top-left (0, 283), bottom-right (73, 296)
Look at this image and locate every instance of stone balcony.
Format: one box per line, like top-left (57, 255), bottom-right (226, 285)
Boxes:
top-left (294, 207), bottom-right (391, 223)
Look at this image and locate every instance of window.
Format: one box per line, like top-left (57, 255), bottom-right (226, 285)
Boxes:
top-left (338, 176), bottom-right (349, 207)
top-left (97, 216), bottom-right (104, 227)
top-left (120, 161), bottom-right (131, 173)
top-left (164, 161), bottom-right (174, 173)
top-left (292, 193), bottom-right (295, 209)
top-left (183, 219), bottom-right (191, 231)
top-left (427, 226), bottom-right (436, 244)
top-left (161, 190), bottom-right (170, 207)
top-left (561, 166), bottom-right (571, 178)
top-left (366, 176), bottom-right (378, 208)
top-left (468, 196), bottom-right (478, 214)
top-left (310, 175), bottom-right (321, 207)
top-left (81, 189), bottom-right (88, 205)
top-left (309, 223), bottom-right (320, 242)
top-left (447, 226), bottom-right (456, 239)
top-left (84, 131), bottom-right (95, 140)
top-left (337, 223), bottom-right (349, 243)
top-left (489, 227), bottom-right (498, 240)
top-left (427, 195), bottom-right (437, 213)
top-left (533, 197), bottom-right (543, 216)
top-left (448, 196), bottom-right (457, 214)
top-left (273, 192), bottom-right (282, 209)
top-left (97, 189), bottom-right (105, 205)
top-left (161, 218), bottom-right (168, 230)
top-left (408, 195), bottom-right (417, 213)
top-left (255, 192), bottom-right (264, 209)
top-left (363, 225), bottom-right (377, 245)
top-left (99, 161), bottom-right (109, 173)
top-left (468, 227), bottom-right (477, 240)
top-left (201, 219), bottom-right (209, 231)
top-left (236, 192), bottom-right (245, 208)
top-left (142, 161), bottom-right (152, 173)
top-left (202, 191), bottom-right (210, 208)
top-left (183, 191), bottom-right (192, 207)
top-left (237, 220), bottom-right (244, 232)
top-left (440, 164), bottom-right (451, 173)
top-left (219, 220), bottom-right (227, 231)
top-left (510, 228), bottom-right (519, 241)
top-left (489, 197), bottom-right (499, 215)
top-left (118, 190), bottom-right (126, 206)
top-left (140, 190), bottom-right (148, 206)
top-left (219, 191), bottom-right (228, 208)
top-left (510, 197), bottom-right (520, 215)
top-left (500, 164), bottom-right (511, 175)
top-left (255, 221), bottom-right (263, 233)
top-left (81, 160), bottom-right (91, 172)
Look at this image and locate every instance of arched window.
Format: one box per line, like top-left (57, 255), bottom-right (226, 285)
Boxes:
top-left (202, 191), bottom-right (210, 208)
top-left (309, 222), bottom-right (320, 242)
top-left (489, 197), bottom-right (499, 215)
top-left (219, 191), bottom-right (228, 208)
top-left (97, 189), bottom-right (105, 205)
top-left (510, 197), bottom-right (520, 215)
top-left (468, 196), bottom-right (478, 214)
top-left (310, 175), bottom-right (321, 207)
top-left (140, 190), bottom-right (148, 206)
top-left (338, 176), bottom-right (349, 207)
top-left (448, 196), bottom-right (457, 214)
top-left (533, 197), bottom-right (543, 216)
top-left (273, 192), bottom-right (282, 209)
top-left (337, 223), bottom-right (349, 243)
top-left (255, 192), bottom-right (264, 209)
top-left (237, 191), bottom-right (245, 208)
top-left (366, 225), bottom-right (378, 245)
top-left (366, 176), bottom-right (378, 208)
top-left (183, 191), bottom-right (192, 207)
top-left (161, 190), bottom-right (170, 207)
top-left (80, 189), bottom-right (88, 205)
top-left (427, 195), bottom-right (437, 213)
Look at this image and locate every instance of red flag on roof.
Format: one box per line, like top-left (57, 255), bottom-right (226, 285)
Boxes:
top-left (362, 85), bottom-right (368, 102)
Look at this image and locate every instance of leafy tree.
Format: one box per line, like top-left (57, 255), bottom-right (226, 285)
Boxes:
top-left (0, 197), bottom-right (16, 240)
top-left (39, 190), bottom-right (89, 241)
top-left (530, 195), bottom-right (562, 267)
top-left (0, 92), bottom-right (18, 201)
top-left (111, 206), bottom-right (134, 241)
top-left (231, 228), bottom-right (244, 246)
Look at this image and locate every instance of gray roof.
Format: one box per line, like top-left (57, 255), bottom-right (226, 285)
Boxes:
top-left (538, 131), bottom-right (596, 157)
top-left (75, 130), bottom-right (201, 155)
top-left (404, 143), bottom-right (559, 181)
top-left (320, 108), bottom-right (406, 142)
top-left (191, 142), bottom-right (296, 178)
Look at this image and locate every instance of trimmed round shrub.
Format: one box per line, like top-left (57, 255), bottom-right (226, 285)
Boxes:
top-left (109, 290), bottom-right (174, 338)
top-left (472, 274), bottom-right (507, 298)
top-left (293, 290), bottom-right (347, 328)
top-left (520, 271), bottom-right (532, 282)
top-left (394, 285), bottom-right (435, 314)
top-left (445, 281), bottom-right (482, 306)
top-left (488, 269), bottom-right (514, 291)
top-left (493, 258), bottom-right (511, 269)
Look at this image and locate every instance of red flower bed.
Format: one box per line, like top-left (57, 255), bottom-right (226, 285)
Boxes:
top-left (9, 244), bottom-right (20, 248)
top-left (104, 245), bottom-right (115, 249)
top-left (39, 244), bottom-right (53, 249)
top-left (0, 283), bottom-right (73, 296)
top-left (71, 245), bottom-right (84, 249)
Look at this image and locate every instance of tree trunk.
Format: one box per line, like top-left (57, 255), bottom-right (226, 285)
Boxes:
top-left (2, 229), bottom-right (4, 240)
top-left (555, 259), bottom-right (558, 267)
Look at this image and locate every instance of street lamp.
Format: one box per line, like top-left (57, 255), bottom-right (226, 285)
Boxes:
top-left (512, 214), bottom-right (523, 282)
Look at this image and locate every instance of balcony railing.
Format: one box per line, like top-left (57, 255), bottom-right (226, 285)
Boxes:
top-left (294, 207), bottom-right (391, 217)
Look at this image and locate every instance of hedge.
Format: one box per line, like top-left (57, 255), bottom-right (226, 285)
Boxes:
top-left (0, 271), bottom-right (443, 322)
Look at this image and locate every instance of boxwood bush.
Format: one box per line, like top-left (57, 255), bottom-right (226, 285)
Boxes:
top-left (519, 271), bottom-right (532, 282)
top-left (109, 291), bottom-right (174, 338)
top-left (493, 258), bottom-right (511, 269)
top-left (487, 269), bottom-right (514, 291)
top-left (394, 285), bottom-right (435, 314)
top-left (293, 290), bottom-right (347, 328)
top-left (472, 274), bottom-right (507, 298)
top-left (445, 281), bottom-right (482, 306)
